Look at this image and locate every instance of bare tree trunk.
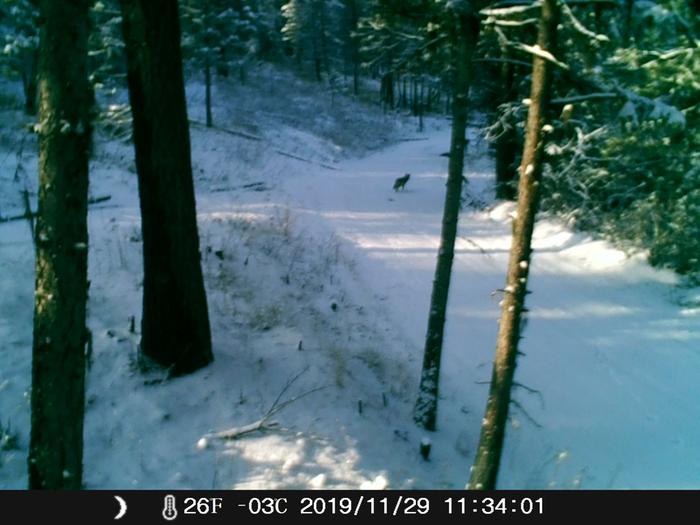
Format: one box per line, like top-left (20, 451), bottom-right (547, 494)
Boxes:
top-left (413, 8), bottom-right (481, 431)
top-left (402, 75), bottom-right (408, 108)
top-left (120, 0), bottom-right (213, 375)
top-left (29, 0), bottom-right (91, 489)
top-left (381, 71), bottom-right (394, 111)
top-left (318, 0), bottom-right (329, 80)
top-left (204, 0), bottom-right (213, 127)
top-left (468, 0), bottom-right (559, 490)
top-left (622, 0), bottom-right (635, 44)
top-left (205, 59), bottom-right (213, 127)
top-left (418, 76), bottom-right (425, 132)
top-left (21, 49), bottom-right (38, 115)
top-left (411, 76), bottom-right (418, 115)
top-left (310, 0), bottom-right (323, 82)
top-left (348, 0), bottom-right (360, 95)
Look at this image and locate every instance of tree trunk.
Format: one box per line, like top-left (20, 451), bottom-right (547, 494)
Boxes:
top-left (411, 76), bottom-right (418, 115)
top-left (21, 49), bottom-right (38, 116)
top-left (28, 0), bottom-right (91, 489)
top-left (347, 0), bottom-right (360, 95)
top-left (495, 46), bottom-right (517, 201)
top-left (120, 0), bottom-right (213, 375)
top-left (318, 0), bottom-right (329, 80)
top-left (418, 76), bottom-right (424, 132)
top-left (468, 0), bottom-right (559, 490)
top-left (402, 75), bottom-right (408, 108)
top-left (622, 0), bottom-right (635, 44)
top-left (413, 9), bottom-right (481, 431)
top-left (311, 2), bottom-right (323, 83)
top-left (204, 0), bottom-right (213, 127)
top-left (353, 61), bottom-right (359, 96)
top-left (381, 71), bottom-right (394, 111)
top-left (216, 46), bottom-right (229, 78)
top-left (205, 59), bottom-right (213, 127)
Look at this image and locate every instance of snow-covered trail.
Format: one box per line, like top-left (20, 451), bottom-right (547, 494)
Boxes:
top-left (2, 86), bottom-right (698, 489)
top-left (278, 119), bottom-right (700, 489)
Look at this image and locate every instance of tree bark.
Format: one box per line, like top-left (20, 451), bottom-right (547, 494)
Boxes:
top-left (29, 0), bottom-right (91, 489)
top-left (120, 0), bottom-right (213, 375)
top-left (413, 8), bottom-right (481, 431)
top-left (468, 0), bottom-right (559, 490)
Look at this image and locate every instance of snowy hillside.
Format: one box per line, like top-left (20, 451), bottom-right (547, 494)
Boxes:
top-left (1, 67), bottom-right (699, 489)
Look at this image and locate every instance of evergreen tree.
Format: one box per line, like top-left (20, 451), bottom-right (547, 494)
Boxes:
top-left (537, 0), bottom-right (700, 279)
top-left (181, 0), bottom-right (260, 125)
top-left (0, 0), bottom-right (39, 114)
top-left (468, 0), bottom-right (559, 489)
top-left (28, 0), bottom-right (92, 489)
top-left (413, 0), bottom-right (488, 431)
top-left (119, 0), bottom-right (214, 375)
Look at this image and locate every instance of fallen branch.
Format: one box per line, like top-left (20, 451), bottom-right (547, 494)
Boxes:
top-left (205, 367), bottom-right (326, 441)
top-left (21, 188), bottom-right (35, 244)
top-left (190, 120), bottom-right (339, 171)
top-left (205, 419), bottom-right (281, 441)
top-left (0, 195), bottom-right (112, 224)
top-left (189, 120), bottom-right (263, 142)
top-left (274, 150), bottom-right (339, 171)
top-left (210, 182), bottom-right (268, 193)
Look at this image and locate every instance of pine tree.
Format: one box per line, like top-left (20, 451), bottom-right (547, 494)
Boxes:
top-left (119, 0), bottom-right (214, 375)
top-left (468, 0), bottom-right (559, 490)
top-left (0, 0), bottom-right (40, 114)
top-left (28, 0), bottom-right (92, 489)
top-left (341, 0), bottom-right (362, 94)
top-left (413, 0), bottom-right (485, 431)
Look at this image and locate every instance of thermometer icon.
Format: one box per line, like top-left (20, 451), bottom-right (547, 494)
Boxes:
top-left (162, 494), bottom-right (178, 521)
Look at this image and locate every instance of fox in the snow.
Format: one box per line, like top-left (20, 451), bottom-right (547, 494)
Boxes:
top-left (393, 173), bottom-right (410, 191)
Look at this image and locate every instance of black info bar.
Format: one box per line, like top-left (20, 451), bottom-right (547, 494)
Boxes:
top-left (0, 490), bottom-right (696, 522)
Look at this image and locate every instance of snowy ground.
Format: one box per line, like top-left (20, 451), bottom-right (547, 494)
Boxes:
top-left (1, 67), bottom-right (699, 489)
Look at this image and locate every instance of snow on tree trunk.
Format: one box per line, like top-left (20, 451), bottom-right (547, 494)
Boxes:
top-left (468, 0), bottom-right (559, 490)
top-left (119, 0), bottom-right (213, 375)
top-left (413, 8), bottom-right (482, 432)
top-left (28, 0), bottom-right (92, 489)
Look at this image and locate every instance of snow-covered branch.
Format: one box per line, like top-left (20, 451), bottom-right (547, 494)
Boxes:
top-left (514, 43), bottom-right (569, 70)
top-left (550, 92), bottom-right (621, 104)
top-left (560, 1), bottom-right (609, 43)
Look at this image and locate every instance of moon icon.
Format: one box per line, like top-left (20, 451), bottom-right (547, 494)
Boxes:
top-left (114, 495), bottom-right (127, 520)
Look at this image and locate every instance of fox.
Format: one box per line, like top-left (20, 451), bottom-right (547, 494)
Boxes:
top-left (393, 173), bottom-right (410, 192)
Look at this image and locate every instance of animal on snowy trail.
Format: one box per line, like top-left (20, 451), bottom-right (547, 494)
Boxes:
top-left (393, 173), bottom-right (410, 191)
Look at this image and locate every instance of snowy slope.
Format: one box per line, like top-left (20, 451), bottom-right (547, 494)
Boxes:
top-left (278, 122), bottom-right (700, 489)
top-left (1, 69), bottom-right (699, 489)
